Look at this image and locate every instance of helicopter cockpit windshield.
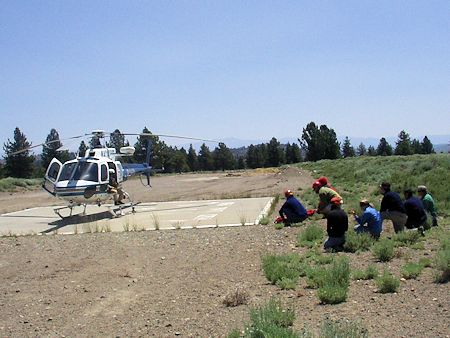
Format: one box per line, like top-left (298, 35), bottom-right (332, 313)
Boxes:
top-left (58, 162), bottom-right (99, 182)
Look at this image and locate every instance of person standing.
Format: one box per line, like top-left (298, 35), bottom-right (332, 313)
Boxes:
top-left (278, 189), bottom-right (308, 226)
top-left (403, 189), bottom-right (427, 230)
top-left (352, 199), bottom-right (382, 238)
top-left (379, 182), bottom-right (407, 233)
top-left (324, 197), bottom-right (348, 250)
top-left (417, 185), bottom-right (438, 227)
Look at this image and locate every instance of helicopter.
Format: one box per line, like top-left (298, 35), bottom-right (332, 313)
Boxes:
top-left (14, 130), bottom-right (218, 218)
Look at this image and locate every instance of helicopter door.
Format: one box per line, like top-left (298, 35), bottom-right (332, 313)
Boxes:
top-left (43, 158), bottom-right (62, 195)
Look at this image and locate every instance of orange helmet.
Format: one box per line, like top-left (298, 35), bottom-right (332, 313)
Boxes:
top-left (330, 197), bottom-right (342, 205)
top-left (318, 176), bottom-right (328, 186)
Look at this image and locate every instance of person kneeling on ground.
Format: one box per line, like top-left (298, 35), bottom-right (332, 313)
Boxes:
top-left (352, 199), bottom-right (382, 239)
top-left (312, 180), bottom-right (343, 216)
top-left (417, 185), bottom-right (438, 227)
top-left (379, 182), bottom-right (407, 233)
top-left (277, 189), bottom-right (308, 226)
top-left (324, 197), bottom-right (348, 250)
top-left (403, 189), bottom-right (427, 231)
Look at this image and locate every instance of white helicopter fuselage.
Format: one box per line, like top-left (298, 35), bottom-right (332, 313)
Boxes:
top-left (44, 148), bottom-right (126, 206)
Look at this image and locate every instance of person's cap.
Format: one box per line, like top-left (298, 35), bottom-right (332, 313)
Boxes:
top-left (359, 198), bottom-right (370, 205)
top-left (417, 185), bottom-right (427, 192)
top-left (330, 197), bottom-right (342, 205)
top-left (380, 182), bottom-right (391, 190)
top-left (312, 181), bottom-right (321, 189)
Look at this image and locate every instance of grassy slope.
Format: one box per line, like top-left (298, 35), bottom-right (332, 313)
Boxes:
top-left (0, 177), bottom-right (42, 192)
top-left (295, 154), bottom-right (450, 218)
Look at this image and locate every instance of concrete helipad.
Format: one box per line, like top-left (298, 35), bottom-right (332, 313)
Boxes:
top-left (0, 197), bottom-right (273, 235)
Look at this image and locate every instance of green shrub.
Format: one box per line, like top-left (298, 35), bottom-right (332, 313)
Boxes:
top-left (394, 231), bottom-right (423, 246)
top-left (262, 254), bottom-right (306, 286)
top-left (372, 238), bottom-right (395, 262)
top-left (320, 319), bottom-right (369, 338)
top-left (344, 230), bottom-right (374, 253)
top-left (259, 217), bottom-right (270, 225)
top-left (276, 277), bottom-right (298, 290)
top-left (317, 285), bottom-right (348, 304)
top-left (248, 299), bottom-right (297, 337)
top-left (352, 264), bottom-right (379, 280)
top-left (419, 257), bottom-right (432, 268)
top-left (297, 223), bottom-right (324, 248)
top-left (401, 262), bottom-right (424, 279)
top-left (376, 269), bottom-right (400, 293)
top-left (306, 266), bottom-right (328, 289)
top-left (434, 238), bottom-right (450, 283)
top-left (274, 222), bottom-right (285, 230)
top-left (0, 177), bottom-right (41, 192)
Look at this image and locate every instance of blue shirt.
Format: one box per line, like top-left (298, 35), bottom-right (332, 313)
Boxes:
top-left (280, 195), bottom-right (307, 218)
top-left (355, 206), bottom-right (382, 236)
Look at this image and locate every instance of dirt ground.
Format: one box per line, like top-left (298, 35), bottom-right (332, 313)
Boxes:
top-left (0, 167), bottom-right (449, 337)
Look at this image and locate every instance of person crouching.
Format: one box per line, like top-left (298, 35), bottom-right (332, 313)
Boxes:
top-left (324, 197), bottom-right (348, 251)
top-left (278, 189), bottom-right (308, 226)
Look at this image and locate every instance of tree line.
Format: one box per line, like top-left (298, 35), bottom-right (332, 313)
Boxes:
top-left (1, 123), bottom-right (437, 178)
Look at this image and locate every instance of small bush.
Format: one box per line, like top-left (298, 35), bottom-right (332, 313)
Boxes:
top-left (276, 277), bottom-right (298, 290)
top-left (419, 257), bottom-right (432, 268)
top-left (434, 238), bottom-right (450, 283)
top-left (262, 254), bottom-right (306, 286)
top-left (372, 238), bottom-right (395, 262)
top-left (250, 299), bottom-right (295, 331)
top-left (259, 217), bottom-right (270, 225)
top-left (274, 222), bottom-right (285, 230)
top-left (223, 288), bottom-right (249, 307)
top-left (352, 264), bottom-right (379, 280)
top-left (306, 266), bottom-right (328, 289)
top-left (394, 231), bottom-right (423, 246)
top-left (297, 223), bottom-right (324, 248)
top-left (401, 262), bottom-right (424, 279)
top-left (344, 230), bottom-right (374, 253)
top-left (376, 269), bottom-right (400, 293)
top-left (317, 285), bottom-right (348, 304)
top-left (320, 319), bottom-right (369, 338)
top-left (0, 177), bottom-right (41, 192)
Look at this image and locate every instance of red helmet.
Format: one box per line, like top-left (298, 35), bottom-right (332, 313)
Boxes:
top-left (312, 181), bottom-right (321, 189)
top-left (284, 189), bottom-right (294, 197)
top-left (318, 176), bottom-right (328, 186)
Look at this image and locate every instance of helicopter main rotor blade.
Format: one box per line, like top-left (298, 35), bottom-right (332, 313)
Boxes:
top-left (120, 133), bottom-right (220, 144)
top-left (10, 134), bottom-right (88, 155)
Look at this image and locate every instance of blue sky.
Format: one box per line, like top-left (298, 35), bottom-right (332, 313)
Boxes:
top-left (1, 1), bottom-right (449, 151)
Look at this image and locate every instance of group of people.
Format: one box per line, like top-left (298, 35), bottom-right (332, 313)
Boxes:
top-left (277, 177), bottom-right (438, 250)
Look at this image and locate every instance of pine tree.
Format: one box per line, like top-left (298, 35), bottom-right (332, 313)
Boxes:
top-left (376, 137), bottom-right (393, 156)
top-left (3, 127), bottom-right (35, 178)
top-left (266, 137), bottom-right (284, 167)
top-left (421, 136), bottom-right (434, 154)
top-left (411, 139), bottom-right (422, 154)
top-left (108, 129), bottom-right (128, 153)
top-left (237, 156), bottom-right (246, 169)
top-left (395, 130), bottom-right (412, 155)
top-left (198, 143), bottom-right (214, 171)
top-left (341, 137), bottom-right (355, 158)
top-left (367, 145), bottom-right (376, 156)
top-left (187, 144), bottom-right (198, 171)
top-left (41, 128), bottom-right (70, 169)
top-left (357, 143), bottom-right (367, 156)
top-left (300, 122), bottom-right (340, 161)
top-left (213, 143), bottom-right (236, 171)
top-left (320, 125), bottom-right (341, 160)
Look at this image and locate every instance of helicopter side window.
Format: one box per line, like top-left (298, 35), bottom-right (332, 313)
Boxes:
top-left (100, 164), bottom-right (108, 182)
top-left (58, 163), bottom-right (76, 181)
top-left (72, 162), bottom-right (99, 182)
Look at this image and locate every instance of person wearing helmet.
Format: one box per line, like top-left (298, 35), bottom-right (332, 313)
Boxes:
top-left (318, 176), bottom-right (337, 192)
top-left (352, 199), bottom-right (382, 238)
top-left (277, 189), bottom-right (307, 226)
top-left (324, 197), bottom-right (348, 250)
top-left (417, 185), bottom-right (438, 227)
top-left (312, 180), bottom-right (343, 216)
top-left (108, 168), bottom-right (125, 205)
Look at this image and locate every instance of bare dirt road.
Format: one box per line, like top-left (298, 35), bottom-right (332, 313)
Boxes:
top-left (0, 167), bottom-right (449, 337)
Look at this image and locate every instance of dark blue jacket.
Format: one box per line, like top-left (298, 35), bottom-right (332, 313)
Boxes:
top-left (380, 191), bottom-right (406, 213)
top-left (280, 196), bottom-right (307, 219)
top-left (404, 197), bottom-right (427, 227)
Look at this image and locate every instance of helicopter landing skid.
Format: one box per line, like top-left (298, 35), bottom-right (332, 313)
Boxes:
top-left (109, 201), bottom-right (141, 218)
top-left (53, 204), bottom-right (87, 219)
